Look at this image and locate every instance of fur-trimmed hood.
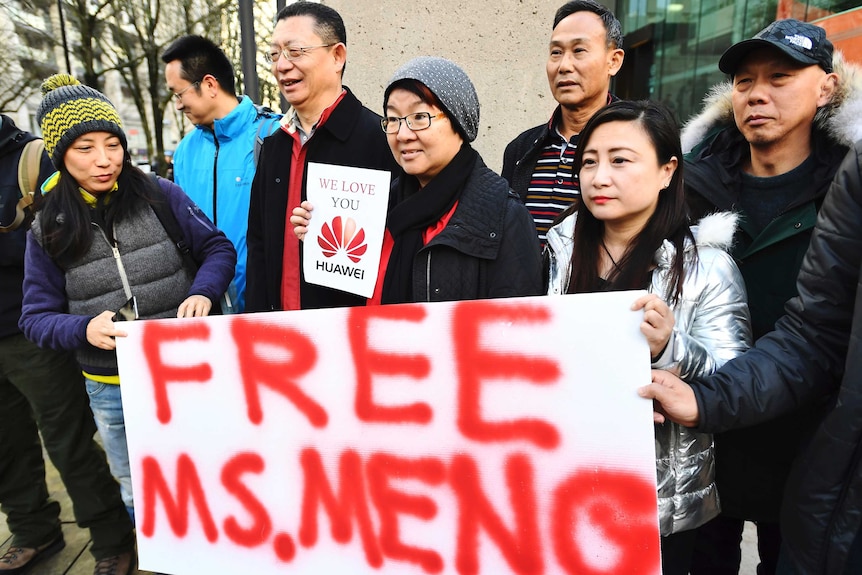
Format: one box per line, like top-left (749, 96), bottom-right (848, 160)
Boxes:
top-left (692, 210), bottom-right (738, 248)
top-left (682, 51), bottom-right (862, 153)
top-left (655, 212), bottom-right (738, 268)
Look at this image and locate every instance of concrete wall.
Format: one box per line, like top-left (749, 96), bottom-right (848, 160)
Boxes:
top-left (323, 1), bottom-right (565, 173)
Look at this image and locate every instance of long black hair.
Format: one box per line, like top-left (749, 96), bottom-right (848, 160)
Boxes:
top-left (565, 100), bottom-right (693, 305)
top-left (39, 151), bottom-right (161, 266)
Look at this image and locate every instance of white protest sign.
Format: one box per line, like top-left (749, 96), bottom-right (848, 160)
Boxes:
top-left (116, 292), bottom-right (661, 575)
top-left (303, 162), bottom-right (391, 298)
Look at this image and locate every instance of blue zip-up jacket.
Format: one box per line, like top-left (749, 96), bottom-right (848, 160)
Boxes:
top-left (173, 95), bottom-right (280, 312)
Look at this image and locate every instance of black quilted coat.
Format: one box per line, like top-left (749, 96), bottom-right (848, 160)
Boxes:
top-left (406, 157), bottom-right (543, 302)
top-left (691, 142), bottom-right (862, 574)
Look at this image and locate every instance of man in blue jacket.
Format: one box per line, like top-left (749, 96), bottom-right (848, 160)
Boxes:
top-left (162, 35), bottom-right (280, 313)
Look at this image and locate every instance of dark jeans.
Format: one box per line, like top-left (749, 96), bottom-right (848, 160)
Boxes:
top-left (0, 333), bottom-right (135, 560)
top-left (691, 514), bottom-right (781, 574)
top-left (662, 529), bottom-right (698, 575)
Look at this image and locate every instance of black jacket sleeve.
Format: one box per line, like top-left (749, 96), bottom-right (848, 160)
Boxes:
top-left (245, 136), bottom-right (269, 312)
top-left (692, 142), bottom-right (862, 433)
top-left (486, 193), bottom-right (543, 298)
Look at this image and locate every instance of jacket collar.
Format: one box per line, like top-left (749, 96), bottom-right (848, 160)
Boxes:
top-left (654, 212), bottom-right (738, 269)
top-left (543, 93), bottom-right (620, 143)
top-left (195, 95), bottom-right (257, 142)
top-left (547, 211), bottom-right (738, 278)
top-left (312, 87), bottom-right (364, 144)
top-left (686, 120), bottom-right (847, 212)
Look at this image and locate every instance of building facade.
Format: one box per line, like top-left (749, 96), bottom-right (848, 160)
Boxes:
top-left (614, 0), bottom-right (861, 121)
top-left (5, 1), bottom-right (858, 174)
top-left (324, 0), bottom-right (859, 173)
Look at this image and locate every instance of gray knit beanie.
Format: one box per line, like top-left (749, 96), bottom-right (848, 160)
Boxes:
top-left (384, 56), bottom-right (480, 142)
top-left (37, 74), bottom-right (127, 168)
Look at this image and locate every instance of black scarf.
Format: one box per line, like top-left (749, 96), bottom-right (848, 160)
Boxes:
top-left (381, 144), bottom-right (478, 304)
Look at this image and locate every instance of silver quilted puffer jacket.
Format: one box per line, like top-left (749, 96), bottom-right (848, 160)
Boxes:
top-left (546, 211), bottom-right (752, 535)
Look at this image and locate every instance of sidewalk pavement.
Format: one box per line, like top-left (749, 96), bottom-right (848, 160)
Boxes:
top-left (0, 447), bottom-right (154, 575)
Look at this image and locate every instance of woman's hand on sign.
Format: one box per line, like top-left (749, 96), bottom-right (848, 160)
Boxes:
top-left (88, 310), bottom-right (126, 350)
top-left (177, 295), bottom-right (212, 318)
top-left (632, 293), bottom-right (674, 360)
top-left (291, 201), bottom-right (314, 242)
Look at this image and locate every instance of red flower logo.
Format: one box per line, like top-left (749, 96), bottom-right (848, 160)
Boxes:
top-left (318, 216), bottom-right (368, 263)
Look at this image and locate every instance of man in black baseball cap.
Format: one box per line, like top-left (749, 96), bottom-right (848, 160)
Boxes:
top-left (718, 18), bottom-right (834, 75)
top-left (680, 17), bottom-right (862, 575)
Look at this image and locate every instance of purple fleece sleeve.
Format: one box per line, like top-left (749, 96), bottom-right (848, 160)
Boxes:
top-left (19, 231), bottom-right (91, 351)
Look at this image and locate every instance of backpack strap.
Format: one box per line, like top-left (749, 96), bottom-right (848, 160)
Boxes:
top-left (148, 173), bottom-right (230, 315)
top-left (0, 139), bottom-right (44, 232)
top-left (147, 173), bottom-right (198, 273)
top-left (253, 115), bottom-right (280, 166)
top-left (18, 139), bottom-right (44, 198)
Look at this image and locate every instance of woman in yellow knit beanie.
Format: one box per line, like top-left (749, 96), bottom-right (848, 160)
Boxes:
top-left (37, 74), bottom-right (127, 168)
top-left (19, 75), bottom-right (236, 575)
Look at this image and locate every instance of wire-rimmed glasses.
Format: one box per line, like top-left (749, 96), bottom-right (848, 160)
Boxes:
top-left (381, 112), bottom-right (446, 134)
top-left (172, 81), bottom-right (200, 103)
top-left (263, 44), bottom-right (333, 64)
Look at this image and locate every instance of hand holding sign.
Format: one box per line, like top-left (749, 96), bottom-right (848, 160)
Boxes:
top-left (639, 369), bottom-right (700, 426)
top-left (291, 201), bottom-right (314, 242)
top-left (631, 293), bottom-right (674, 359)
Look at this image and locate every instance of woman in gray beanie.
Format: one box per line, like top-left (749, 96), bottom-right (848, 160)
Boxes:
top-left (293, 56), bottom-right (543, 302)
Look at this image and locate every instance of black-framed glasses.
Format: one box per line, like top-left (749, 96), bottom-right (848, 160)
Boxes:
top-left (381, 112), bottom-right (447, 134)
top-left (263, 44), bottom-right (333, 64)
top-left (172, 81), bottom-right (200, 102)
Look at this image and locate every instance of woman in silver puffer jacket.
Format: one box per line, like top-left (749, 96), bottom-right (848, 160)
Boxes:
top-left (544, 100), bottom-right (751, 575)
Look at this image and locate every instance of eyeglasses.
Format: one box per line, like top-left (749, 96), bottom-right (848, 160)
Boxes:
top-left (172, 81), bottom-right (200, 102)
top-left (263, 44), bottom-right (333, 64)
top-left (381, 112), bottom-right (447, 134)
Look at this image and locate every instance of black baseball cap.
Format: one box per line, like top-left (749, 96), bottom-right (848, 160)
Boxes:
top-left (719, 19), bottom-right (834, 75)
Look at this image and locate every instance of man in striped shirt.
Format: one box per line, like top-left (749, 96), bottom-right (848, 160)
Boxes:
top-left (502, 0), bottom-right (624, 244)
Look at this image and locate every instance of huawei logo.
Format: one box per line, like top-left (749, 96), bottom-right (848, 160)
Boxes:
top-left (318, 216), bottom-right (368, 263)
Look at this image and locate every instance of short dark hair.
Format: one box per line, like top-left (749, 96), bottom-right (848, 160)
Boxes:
top-left (275, 1), bottom-right (347, 46)
top-left (161, 35), bottom-right (236, 96)
top-left (554, 0), bottom-right (624, 49)
top-left (384, 79), bottom-right (444, 113)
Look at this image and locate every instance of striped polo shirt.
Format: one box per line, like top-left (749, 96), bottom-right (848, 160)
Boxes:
top-left (525, 128), bottom-right (579, 244)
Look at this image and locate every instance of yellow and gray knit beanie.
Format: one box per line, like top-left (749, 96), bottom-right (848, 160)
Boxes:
top-left (37, 74), bottom-right (126, 168)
